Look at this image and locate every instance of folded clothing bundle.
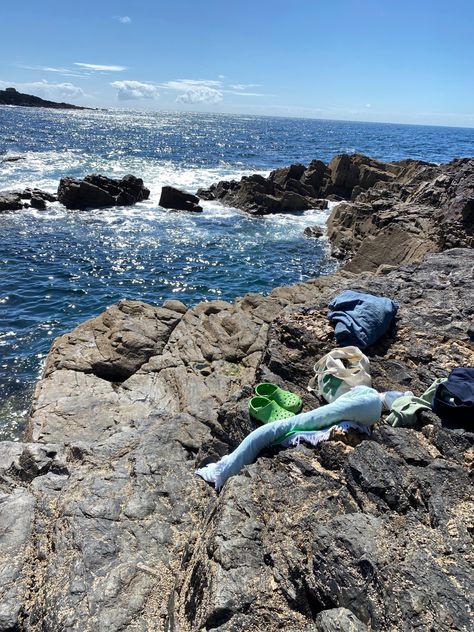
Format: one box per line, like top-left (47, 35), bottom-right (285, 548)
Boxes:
top-left (328, 290), bottom-right (399, 349)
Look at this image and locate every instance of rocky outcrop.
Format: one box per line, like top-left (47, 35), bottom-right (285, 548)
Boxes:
top-left (327, 157), bottom-right (474, 272)
top-left (1, 246), bottom-right (473, 631)
top-left (304, 225), bottom-right (324, 239)
top-left (57, 174), bottom-right (150, 210)
top-left (0, 87), bottom-right (91, 110)
top-left (0, 188), bottom-right (57, 212)
top-left (196, 154), bottom-right (426, 215)
top-left (159, 186), bottom-right (203, 212)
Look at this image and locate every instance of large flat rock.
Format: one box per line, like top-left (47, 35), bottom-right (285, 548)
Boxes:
top-left (0, 248), bottom-right (467, 630)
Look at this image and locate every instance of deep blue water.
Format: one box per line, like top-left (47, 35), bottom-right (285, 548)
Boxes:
top-left (1, 107), bottom-right (474, 439)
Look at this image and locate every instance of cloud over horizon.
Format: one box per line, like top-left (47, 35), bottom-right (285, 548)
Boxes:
top-left (111, 80), bottom-right (159, 100)
top-left (115, 16), bottom-right (132, 24)
top-left (158, 79), bottom-right (224, 104)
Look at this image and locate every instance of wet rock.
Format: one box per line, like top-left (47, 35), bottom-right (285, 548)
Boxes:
top-left (0, 187), bottom-right (57, 212)
top-left (304, 225), bottom-right (324, 239)
top-left (196, 154), bottom-right (430, 217)
top-left (57, 174), bottom-right (150, 210)
top-left (0, 155), bottom-right (25, 163)
top-left (159, 185), bottom-right (203, 212)
top-left (22, 188), bottom-right (57, 202)
top-left (0, 192), bottom-right (23, 211)
top-left (30, 196), bottom-right (46, 209)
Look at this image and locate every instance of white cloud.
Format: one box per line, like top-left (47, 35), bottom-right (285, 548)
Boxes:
top-left (365, 103), bottom-right (372, 108)
top-left (157, 79), bottom-right (224, 104)
top-left (176, 86), bottom-right (223, 104)
top-left (229, 83), bottom-right (260, 91)
top-left (74, 63), bottom-right (127, 72)
top-left (159, 79), bottom-right (222, 90)
top-left (0, 79), bottom-right (85, 100)
top-left (115, 16), bottom-right (131, 24)
top-left (111, 80), bottom-right (159, 100)
top-left (18, 64), bottom-right (85, 77)
top-left (227, 90), bottom-right (269, 97)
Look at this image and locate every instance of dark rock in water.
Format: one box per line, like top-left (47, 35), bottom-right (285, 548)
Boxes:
top-left (197, 154), bottom-right (424, 216)
top-left (0, 192), bottom-right (23, 211)
top-left (0, 187), bottom-right (57, 212)
top-left (197, 166), bottom-right (320, 215)
top-left (304, 225), bottom-right (324, 239)
top-left (30, 196), bottom-right (46, 210)
top-left (159, 185), bottom-right (203, 212)
top-left (22, 188), bottom-right (57, 203)
top-left (1, 155), bottom-right (25, 163)
top-left (269, 162), bottom-right (307, 187)
top-left (57, 174), bottom-right (150, 210)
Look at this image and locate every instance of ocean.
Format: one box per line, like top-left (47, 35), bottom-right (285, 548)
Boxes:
top-left (1, 106), bottom-right (474, 439)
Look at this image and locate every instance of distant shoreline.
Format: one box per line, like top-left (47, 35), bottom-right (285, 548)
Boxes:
top-left (0, 87), bottom-right (94, 110)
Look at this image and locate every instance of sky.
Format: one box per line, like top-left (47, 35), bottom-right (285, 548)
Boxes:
top-left (0, 0), bottom-right (473, 127)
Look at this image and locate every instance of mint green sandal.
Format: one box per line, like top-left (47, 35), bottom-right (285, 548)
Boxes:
top-left (255, 383), bottom-right (302, 414)
top-left (248, 396), bottom-right (295, 424)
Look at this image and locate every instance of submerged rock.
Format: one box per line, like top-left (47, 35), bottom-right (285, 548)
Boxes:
top-left (159, 185), bottom-right (203, 212)
top-left (0, 192), bottom-right (23, 211)
top-left (57, 173), bottom-right (150, 210)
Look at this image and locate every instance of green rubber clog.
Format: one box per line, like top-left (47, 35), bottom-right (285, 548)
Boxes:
top-left (255, 383), bottom-right (302, 414)
top-left (248, 396), bottom-right (295, 424)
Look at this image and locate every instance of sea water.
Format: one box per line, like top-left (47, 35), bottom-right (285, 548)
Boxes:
top-left (1, 107), bottom-right (474, 438)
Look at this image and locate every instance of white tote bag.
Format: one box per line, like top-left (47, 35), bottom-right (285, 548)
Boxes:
top-left (308, 346), bottom-right (372, 403)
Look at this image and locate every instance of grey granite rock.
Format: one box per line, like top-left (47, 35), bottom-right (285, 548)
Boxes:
top-left (1, 248), bottom-right (467, 631)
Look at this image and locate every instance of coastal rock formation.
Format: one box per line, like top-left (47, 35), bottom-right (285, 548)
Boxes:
top-left (159, 185), bottom-right (203, 212)
top-left (0, 188), bottom-right (57, 212)
top-left (327, 157), bottom-right (474, 272)
top-left (1, 245), bottom-right (473, 631)
top-left (196, 154), bottom-right (422, 215)
top-left (57, 174), bottom-right (150, 210)
top-left (304, 225), bottom-right (324, 239)
top-left (0, 86), bottom-right (91, 110)
top-left (197, 154), bottom-right (473, 275)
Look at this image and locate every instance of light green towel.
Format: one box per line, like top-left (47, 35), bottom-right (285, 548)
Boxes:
top-left (386, 378), bottom-right (446, 427)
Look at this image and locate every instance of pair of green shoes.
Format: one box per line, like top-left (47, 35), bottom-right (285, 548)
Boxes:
top-left (249, 383), bottom-right (302, 424)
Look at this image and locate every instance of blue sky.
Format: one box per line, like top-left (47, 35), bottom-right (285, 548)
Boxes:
top-left (0, 0), bottom-right (473, 127)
